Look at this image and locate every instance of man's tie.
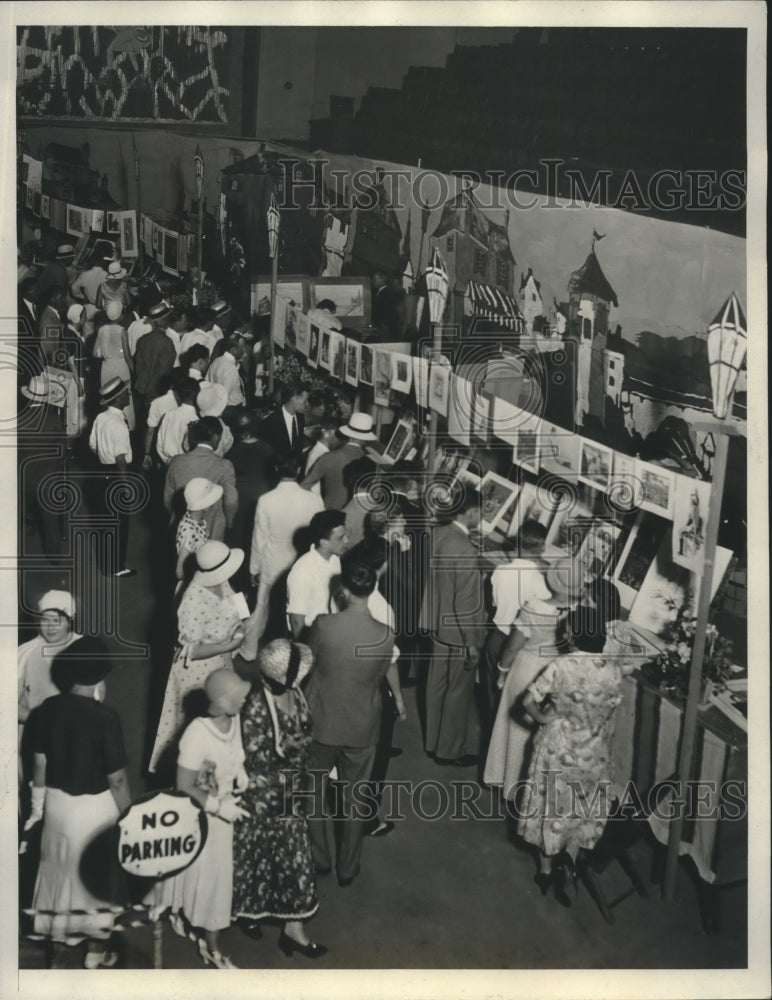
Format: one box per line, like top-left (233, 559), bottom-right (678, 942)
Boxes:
top-left (291, 415), bottom-right (299, 451)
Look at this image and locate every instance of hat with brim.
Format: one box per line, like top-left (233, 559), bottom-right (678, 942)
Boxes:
top-left (212, 300), bottom-right (230, 316)
top-left (197, 383), bottom-right (228, 418)
top-left (100, 376), bottom-right (128, 405)
top-left (259, 638), bottom-right (313, 689)
top-left (51, 636), bottom-right (112, 690)
top-left (38, 589), bottom-right (76, 620)
top-left (339, 412), bottom-right (377, 441)
top-left (107, 261), bottom-right (127, 279)
top-left (184, 477), bottom-right (224, 512)
top-left (57, 244), bottom-right (76, 260)
top-left (21, 375), bottom-right (49, 404)
top-left (148, 300), bottom-right (173, 323)
top-left (193, 540), bottom-right (244, 587)
top-left (545, 557), bottom-right (586, 605)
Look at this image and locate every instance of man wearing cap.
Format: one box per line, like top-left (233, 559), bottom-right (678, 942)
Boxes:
top-left (164, 417), bottom-right (238, 541)
top-left (301, 413), bottom-right (378, 511)
top-left (207, 336), bottom-right (247, 414)
top-left (88, 377), bottom-right (136, 577)
top-left (258, 379), bottom-right (310, 463)
top-left (197, 383), bottom-right (234, 457)
top-left (70, 257), bottom-right (109, 305)
top-left (156, 377), bottom-right (200, 464)
top-left (132, 304), bottom-right (177, 441)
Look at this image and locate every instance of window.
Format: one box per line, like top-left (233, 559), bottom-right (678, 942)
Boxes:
top-left (446, 234), bottom-right (455, 253)
top-left (609, 359), bottom-right (616, 370)
top-left (496, 257), bottom-right (508, 285)
top-left (532, 292), bottom-right (538, 302)
top-left (608, 375), bottom-right (615, 388)
top-left (582, 318), bottom-right (592, 340)
top-left (474, 249), bottom-right (487, 275)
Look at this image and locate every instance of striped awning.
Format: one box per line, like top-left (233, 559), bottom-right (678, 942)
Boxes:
top-left (465, 281), bottom-right (523, 330)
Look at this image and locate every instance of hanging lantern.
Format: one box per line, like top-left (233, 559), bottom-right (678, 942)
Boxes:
top-left (706, 291), bottom-right (746, 419)
top-left (266, 191), bottom-right (280, 259)
top-left (425, 246), bottom-right (449, 325)
top-left (194, 144), bottom-right (204, 202)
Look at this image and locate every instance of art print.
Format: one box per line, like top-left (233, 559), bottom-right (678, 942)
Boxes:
top-left (639, 460), bottom-right (675, 518)
top-left (119, 210), bottom-right (138, 258)
top-left (373, 348), bottom-right (392, 406)
top-left (390, 352), bottom-right (412, 394)
top-left (307, 324), bottom-right (320, 369)
top-left (359, 343), bottom-right (374, 386)
top-left (295, 311), bottom-right (311, 357)
top-left (428, 362), bottom-right (450, 417)
top-left (319, 328), bottom-right (331, 370)
top-left (540, 421), bottom-right (581, 477)
top-left (479, 470), bottom-right (521, 535)
top-left (579, 438), bottom-right (613, 490)
top-left (345, 339), bottom-right (361, 386)
top-left (671, 477), bottom-right (712, 571)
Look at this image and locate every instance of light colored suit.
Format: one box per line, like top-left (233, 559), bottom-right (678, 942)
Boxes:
top-left (164, 444), bottom-right (238, 541)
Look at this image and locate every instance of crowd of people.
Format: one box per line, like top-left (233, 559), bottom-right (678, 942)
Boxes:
top-left (18, 245), bottom-right (636, 970)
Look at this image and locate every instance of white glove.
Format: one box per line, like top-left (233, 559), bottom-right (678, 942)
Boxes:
top-left (217, 794), bottom-right (250, 824)
top-left (24, 784), bottom-right (46, 832)
top-left (234, 767), bottom-right (250, 793)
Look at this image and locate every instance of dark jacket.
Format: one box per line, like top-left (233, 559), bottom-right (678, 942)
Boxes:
top-left (258, 405), bottom-right (306, 461)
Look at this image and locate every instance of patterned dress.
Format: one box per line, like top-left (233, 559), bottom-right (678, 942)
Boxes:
top-left (149, 582), bottom-right (239, 773)
top-left (517, 653), bottom-right (628, 858)
top-left (232, 685), bottom-right (318, 921)
top-left (175, 512), bottom-right (209, 556)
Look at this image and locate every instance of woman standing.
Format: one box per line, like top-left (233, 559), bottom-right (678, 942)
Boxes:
top-left (517, 604), bottom-right (634, 906)
top-left (93, 299), bottom-right (134, 428)
top-left (232, 639), bottom-right (327, 959)
top-left (24, 636), bottom-right (130, 968)
top-left (175, 478), bottom-right (223, 594)
top-left (149, 541), bottom-right (246, 774)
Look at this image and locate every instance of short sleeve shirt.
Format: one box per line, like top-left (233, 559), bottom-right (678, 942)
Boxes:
top-left (177, 715), bottom-right (244, 796)
top-left (286, 547), bottom-right (341, 628)
top-left (89, 407), bottom-right (132, 465)
top-left (490, 557), bottom-right (551, 635)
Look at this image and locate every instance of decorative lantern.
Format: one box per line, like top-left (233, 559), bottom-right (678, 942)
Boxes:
top-left (194, 144), bottom-right (204, 202)
top-left (425, 246), bottom-right (449, 325)
top-left (706, 292), bottom-right (746, 419)
top-left (266, 192), bottom-right (280, 259)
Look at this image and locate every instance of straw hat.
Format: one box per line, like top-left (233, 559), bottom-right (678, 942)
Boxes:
top-left (107, 261), bottom-right (127, 279)
top-left (148, 300), bottom-right (173, 322)
top-left (259, 638), bottom-right (313, 690)
top-left (57, 244), bottom-right (76, 260)
top-left (212, 300), bottom-right (230, 316)
top-left (38, 589), bottom-right (76, 619)
top-left (100, 376), bottom-right (128, 405)
top-left (193, 540), bottom-right (244, 587)
top-left (197, 383), bottom-right (228, 418)
top-left (21, 375), bottom-right (49, 404)
top-left (339, 412), bottom-right (377, 441)
top-left (184, 477), bottom-right (223, 512)
top-left (544, 557), bottom-right (586, 606)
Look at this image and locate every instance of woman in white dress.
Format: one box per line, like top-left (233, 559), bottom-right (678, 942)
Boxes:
top-left (149, 541), bottom-right (246, 774)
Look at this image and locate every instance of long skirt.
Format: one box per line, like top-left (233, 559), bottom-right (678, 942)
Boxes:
top-left (32, 787), bottom-right (122, 944)
top-left (151, 814), bottom-right (233, 931)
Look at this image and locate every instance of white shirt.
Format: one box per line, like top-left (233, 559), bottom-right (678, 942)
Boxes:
top-left (304, 439), bottom-right (329, 496)
top-left (207, 351), bottom-right (245, 407)
top-left (127, 317), bottom-right (150, 356)
top-left (188, 369), bottom-right (212, 390)
top-left (367, 588), bottom-right (400, 663)
top-left (147, 390), bottom-right (178, 430)
top-left (179, 327), bottom-right (220, 357)
top-left (70, 266), bottom-right (107, 305)
top-left (166, 327), bottom-right (182, 364)
top-left (250, 481), bottom-right (324, 580)
top-left (286, 546), bottom-right (341, 628)
top-left (156, 402), bottom-right (198, 464)
top-left (490, 557), bottom-right (552, 635)
top-left (89, 406), bottom-right (132, 465)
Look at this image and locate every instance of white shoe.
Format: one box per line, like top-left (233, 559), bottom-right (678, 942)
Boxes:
top-left (169, 912), bottom-right (187, 938)
top-left (84, 950), bottom-right (118, 969)
top-left (198, 940), bottom-right (238, 969)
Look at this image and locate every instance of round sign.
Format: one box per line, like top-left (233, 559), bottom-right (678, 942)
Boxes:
top-left (117, 790), bottom-right (207, 879)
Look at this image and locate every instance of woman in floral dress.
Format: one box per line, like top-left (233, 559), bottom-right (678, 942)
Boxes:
top-left (232, 639), bottom-right (326, 959)
top-left (518, 604), bottom-right (634, 906)
top-left (175, 478), bottom-right (223, 595)
top-left (149, 541), bottom-right (245, 775)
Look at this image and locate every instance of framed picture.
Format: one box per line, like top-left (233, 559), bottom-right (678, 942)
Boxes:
top-left (390, 352), bottom-right (412, 394)
top-left (544, 481), bottom-right (599, 552)
top-left (319, 328), bottom-right (331, 371)
top-left (32, 190), bottom-right (41, 216)
top-left (540, 421), bottom-right (581, 477)
top-left (284, 303), bottom-right (298, 349)
top-left (66, 204), bottom-right (87, 237)
top-left (151, 225), bottom-right (160, 252)
top-left (50, 197), bottom-right (66, 232)
top-left (161, 231), bottom-right (179, 275)
top-left (608, 452), bottom-right (644, 512)
top-left (628, 533), bottom-right (692, 637)
top-left (479, 471), bottom-right (521, 535)
top-left (252, 275), bottom-right (308, 315)
top-left (106, 211), bottom-right (120, 234)
top-left (576, 520), bottom-right (624, 578)
top-left (119, 210), bottom-right (138, 259)
top-left (373, 348), bottom-right (392, 405)
top-left (359, 343), bottom-right (374, 386)
top-left (579, 438), bottom-right (613, 490)
top-left (330, 331), bottom-right (346, 381)
top-left (383, 418), bottom-right (416, 464)
top-left (448, 374), bottom-right (473, 447)
top-left (295, 312), bottom-right (311, 357)
top-left (613, 511), bottom-right (669, 610)
top-left (25, 185), bottom-right (34, 210)
top-left (428, 362), bottom-right (451, 417)
top-left (307, 277), bottom-right (371, 327)
top-left (638, 460), bottom-right (675, 518)
top-left (307, 324), bottom-right (320, 369)
top-left (90, 209), bottom-right (105, 232)
top-left (671, 477), bottom-right (712, 571)
top-left (509, 480), bottom-right (556, 539)
top-left (412, 355), bottom-right (429, 407)
top-left (40, 194), bottom-right (50, 220)
top-left (490, 396), bottom-right (520, 445)
top-left (472, 392), bottom-right (491, 443)
top-left (345, 338), bottom-right (361, 386)
top-left (512, 411), bottom-right (542, 475)
top-left (437, 449), bottom-right (470, 482)
top-left (142, 259), bottom-right (163, 281)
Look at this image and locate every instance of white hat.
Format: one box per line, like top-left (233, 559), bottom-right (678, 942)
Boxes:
top-left (184, 477), bottom-right (224, 512)
top-left (67, 304), bottom-right (85, 325)
top-left (339, 411), bottom-right (377, 441)
top-left (197, 382), bottom-right (228, 417)
top-left (107, 261), bottom-right (127, 278)
top-left (193, 540), bottom-right (244, 587)
top-left (57, 244), bottom-right (76, 260)
top-left (21, 374), bottom-right (49, 404)
top-left (100, 376), bottom-right (128, 404)
top-left (38, 589), bottom-right (76, 619)
top-left (105, 299), bottom-right (123, 321)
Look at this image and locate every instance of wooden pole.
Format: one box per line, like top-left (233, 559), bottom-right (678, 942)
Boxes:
top-left (268, 244), bottom-right (279, 397)
top-left (197, 196), bottom-right (204, 300)
top-left (662, 431), bottom-right (729, 899)
top-left (153, 917), bottom-right (163, 969)
top-left (425, 322), bottom-right (442, 473)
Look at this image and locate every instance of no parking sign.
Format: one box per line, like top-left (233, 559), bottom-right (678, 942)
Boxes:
top-left (117, 790), bottom-right (207, 879)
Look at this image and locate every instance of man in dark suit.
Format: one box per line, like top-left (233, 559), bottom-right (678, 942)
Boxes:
top-left (419, 483), bottom-right (486, 766)
top-left (305, 559), bottom-right (405, 887)
top-left (257, 378), bottom-right (310, 462)
top-left (18, 276), bottom-right (39, 337)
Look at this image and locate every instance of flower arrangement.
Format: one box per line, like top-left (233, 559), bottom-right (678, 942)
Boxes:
top-left (645, 592), bottom-right (734, 703)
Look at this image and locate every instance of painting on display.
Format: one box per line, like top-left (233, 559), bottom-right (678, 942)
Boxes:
top-left (412, 356), bottom-right (429, 408)
top-left (318, 328), bottom-right (331, 371)
top-left (479, 471), bottom-right (521, 535)
top-left (307, 277), bottom-right (371, 327)
top-left (90, 209), bottom-right (105, 232)
top-left (671, 477), bottom-right (712, 571)
top-left (490, 396), bottom-right (520, 445)
top-left (383, 418), bottom-right (416, 465)
top-left (119, 210), bottom-right (138, 258)
top-left (295, 312), bottom-right (311, 357)
top-left (390, 353), bottom-right (413, 394)
top-left (40, 194), bottom-right (50, 220)
top-left (345, 339), bottom-right (361, 386)
top-left (106, 211), bottom-right (120, 234)
top-left (638, 461), bottom-right (675, 518)
top-left (613, 511), bottom-right (669, 610)
top-left (544, 482), bottom-right (600, 553)
top-left (330, 331), bottom-right (346, 381)
top-left (252, 276), bottom-right (308, 315)
top-left (609, 453), bottom-right (644, 512)
top-left (373, 349), bottom-right (392, 406)
top-left (508, 481), bottom-right (555, 539)
top-left (512, 411), bottom-right (542, 475)
top-left (472, 393), bottom-right (491, 443)
top-left (161, 230), bottom-right (178, 275)
top-left (428, 363), bottom-right (451, 417)
top-left (447, 375), bottom-right (473, 448)
top-left (359, 343), bottom-right (374, 386)
top-left (628, 532), bottom-right (692, 637)
top-left (284, 303), bottom-right (298, 349)
top-left (307, 324), bottom-right (320, 369)
top-left (539, 421), bottom-right (581, 478)
top-left (579, 438), bottom-right (613, 491)
top-left (66, 204), bottom-right (88, 237)
top-left (576, 521), bottom-right (624, 577)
